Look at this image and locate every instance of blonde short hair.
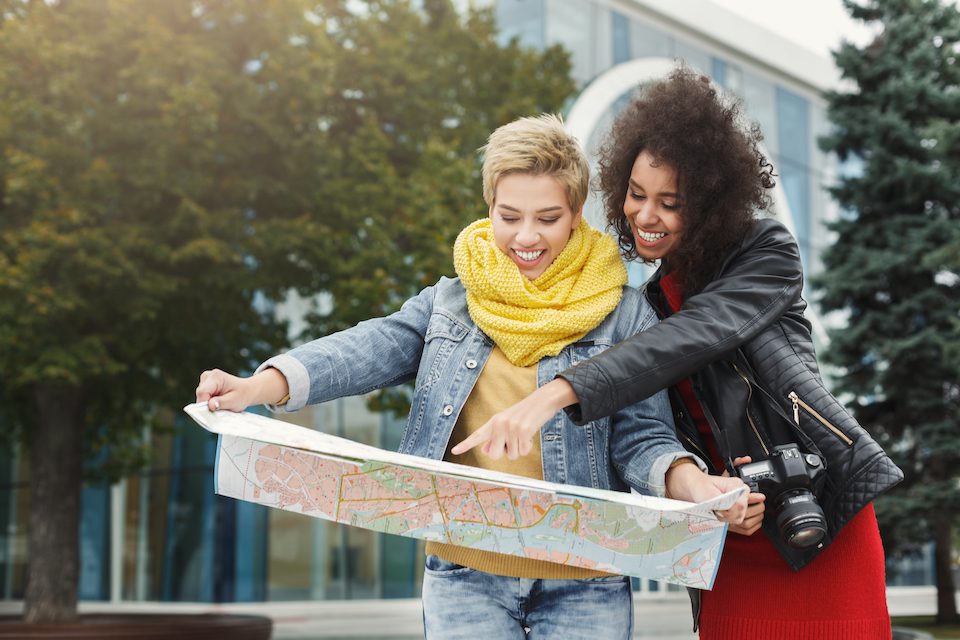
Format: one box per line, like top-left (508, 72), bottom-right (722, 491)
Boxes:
top-left (480, 114), bottom-right (589, 212)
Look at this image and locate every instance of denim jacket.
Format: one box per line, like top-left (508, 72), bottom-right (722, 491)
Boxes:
top-left (259, 277), bottom-right (702, 497)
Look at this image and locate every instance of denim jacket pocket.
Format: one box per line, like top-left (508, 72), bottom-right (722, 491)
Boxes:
top-left (554, 343), bottom-right (615, 488)
top-left (402, 312), bottom-right (472, 454)
top-left (418, 312), bottom-right (470, 384)
top-left (424, 311), bottom-right (470, 342)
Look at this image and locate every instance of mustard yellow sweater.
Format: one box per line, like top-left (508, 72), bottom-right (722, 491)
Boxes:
top-left (425, 347), bottom-right (610, 579)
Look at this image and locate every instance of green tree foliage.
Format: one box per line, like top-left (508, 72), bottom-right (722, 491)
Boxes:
top-left (299, 0), bottom-right (573, 334)
top-left (0, 0), bottom-right (574, 622)
top-left (818, 0), bottom-right (960, 624)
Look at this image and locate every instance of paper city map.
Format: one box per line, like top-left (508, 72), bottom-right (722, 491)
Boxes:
top-left (185, 402), bottom-right (743, 589)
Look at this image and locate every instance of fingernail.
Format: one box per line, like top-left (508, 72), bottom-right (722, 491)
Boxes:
top-left (212, 399), bottom-right (220, 411)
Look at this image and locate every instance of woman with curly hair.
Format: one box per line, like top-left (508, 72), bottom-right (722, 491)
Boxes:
top-left (453, 69), bottom-right (902, 638)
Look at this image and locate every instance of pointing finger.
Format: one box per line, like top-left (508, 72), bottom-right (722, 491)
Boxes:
top-left (451, 423), bottom-right (491, 455)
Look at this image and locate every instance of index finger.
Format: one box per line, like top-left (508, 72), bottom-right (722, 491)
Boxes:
top-left (195, 369), bottom-right (224, 403)
top-left (196, 377), bottom-right (216, 402)
top-left (450, 423), bottom-right (492, 456)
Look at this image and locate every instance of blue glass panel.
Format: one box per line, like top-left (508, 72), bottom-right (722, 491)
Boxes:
top-left (776, 87), bottom-right (811, 267)
top-left (380, 535), bottom-right (421, 598)
top-left (629, 18), bottom-right (670, 59)
top-left (212, 495), bottom-right (236, 603)
top-left (546, 0), bottom-right (593, 85)
top-left (612, 11), bottom-right (631, 64)
top-left (673, 40), bottom-right (710, 74)
top-left (161, 425), bottom-right (218, 601)
top-left (779, 159), bottom-right (812, 269)
top-left (0, 450), bottom-right (25, 600)
top-left (0, 454), bottom-right (11, 600)
top-left (78, 483), bottom-right (110, 600)
top-left (740, 72), bottom-right (778, 155)
top-left (380, 412), bottom-right (406, 452)
top-left (495, 0), bottom-right (546, 49)
top-left (776, 87), bottom-right (810, 166)
top-left (712, 57), bottom-right (727, 86)
top-left (233, 501), bottom-right (268, 602)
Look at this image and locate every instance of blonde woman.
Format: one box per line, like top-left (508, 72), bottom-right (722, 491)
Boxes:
top-left (196, 114), bottom-right (747, 639)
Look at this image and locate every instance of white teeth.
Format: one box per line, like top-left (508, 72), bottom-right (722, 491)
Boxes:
top-left (515, 249), bottom-right (545, 262)
top-left (638, 231), bottom-right (666, 242)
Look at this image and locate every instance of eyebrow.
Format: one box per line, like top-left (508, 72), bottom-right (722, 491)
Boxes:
top-left (629, 178), bottom-right (680, 199)
top-left (497, 204), bottom-right (565, 214)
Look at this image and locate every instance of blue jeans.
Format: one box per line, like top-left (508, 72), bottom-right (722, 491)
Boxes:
top-left (421, 555), bottom-right (633, 639)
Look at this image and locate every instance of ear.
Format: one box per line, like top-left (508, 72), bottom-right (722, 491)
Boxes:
top-left (571, 207), bottom-right (583, 228)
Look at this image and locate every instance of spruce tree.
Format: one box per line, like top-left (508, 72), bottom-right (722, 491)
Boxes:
top-left (818, 0), bottom-right (960, 623)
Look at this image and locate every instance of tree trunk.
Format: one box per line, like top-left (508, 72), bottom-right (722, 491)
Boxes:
top-left (934, 514), bottom-right (959, 624)
top-left (23, 383), bottom-right (85, 624)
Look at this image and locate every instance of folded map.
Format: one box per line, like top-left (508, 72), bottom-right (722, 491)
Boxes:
top-left (185, 402), bottom-right (744, 589)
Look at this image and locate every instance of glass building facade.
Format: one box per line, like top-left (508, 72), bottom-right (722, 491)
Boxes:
top-left (0, 400), bottom-right (422, 603)
top-left (494, 0), bottom-right (835, 276)
top-left (0, 0), bottom-right (918, 607)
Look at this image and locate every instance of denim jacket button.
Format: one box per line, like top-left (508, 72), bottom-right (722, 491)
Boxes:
top-left (465, 359), bottom-right (478, 369)
top-left (442, 405), bottom-right (454, 416)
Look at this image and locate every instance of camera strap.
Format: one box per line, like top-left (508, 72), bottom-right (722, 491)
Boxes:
top-left (731, 350), bottom-right (826, 474)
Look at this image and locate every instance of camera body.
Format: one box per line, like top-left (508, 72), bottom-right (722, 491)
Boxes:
top-left (736, 444), bottom-right (828, 549)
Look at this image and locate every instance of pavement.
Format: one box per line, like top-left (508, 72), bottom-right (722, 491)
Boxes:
top-left (260, 596), bottom-right (698, 639)
top-left (0, 586), bottom-right (951, 639)
top-left (253, 586), bottom-right (953, 639)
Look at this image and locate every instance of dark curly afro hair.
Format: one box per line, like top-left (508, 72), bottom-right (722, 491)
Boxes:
top-left (598, 67), bottom-right (775, 295)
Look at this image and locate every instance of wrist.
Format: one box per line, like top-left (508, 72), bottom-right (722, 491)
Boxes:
top-left (255, 367), bottom-right (290, 406)
top-left (541, 377), bottom-right (578, 410)
top-left (664, 458), bottom-right (702, 500)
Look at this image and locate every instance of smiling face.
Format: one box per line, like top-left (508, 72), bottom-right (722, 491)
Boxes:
top-left (624, 151), bottom-right (684, 262)
top-left (490, 173), bottom-right (582, 280)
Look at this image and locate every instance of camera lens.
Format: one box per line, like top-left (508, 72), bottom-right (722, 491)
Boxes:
top-left (774, 490), bottom-right (827, 549)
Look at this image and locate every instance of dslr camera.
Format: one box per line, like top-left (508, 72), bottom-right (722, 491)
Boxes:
top-left (736, 444), bottom-right (828, 549)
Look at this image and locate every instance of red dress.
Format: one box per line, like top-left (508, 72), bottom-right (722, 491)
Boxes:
top-left (660, 274), bottom-right (891, 640)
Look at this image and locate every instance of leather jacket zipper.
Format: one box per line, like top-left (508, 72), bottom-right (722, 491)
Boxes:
top-left (731, 362), bottom-right (770, 456)
top-left (788, 391), bottom-right (853, 446)
top-left (678, 428), bottom-right (712, 469)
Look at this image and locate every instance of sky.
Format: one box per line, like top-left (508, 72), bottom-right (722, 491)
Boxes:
top-left (717, 0), bottom-right (879, 60)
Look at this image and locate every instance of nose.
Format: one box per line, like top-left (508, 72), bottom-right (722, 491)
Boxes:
top-left (516, 221), bottom-right (540, 246)
top-left (631, 200), bottom-right (659, 228)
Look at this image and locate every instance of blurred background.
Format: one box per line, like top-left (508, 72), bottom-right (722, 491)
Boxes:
top-left (0, 0), bottom-right (957, 635)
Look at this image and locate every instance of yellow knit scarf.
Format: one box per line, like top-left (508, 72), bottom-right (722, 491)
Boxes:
top-left (453, 218), bottom-right (627, 367)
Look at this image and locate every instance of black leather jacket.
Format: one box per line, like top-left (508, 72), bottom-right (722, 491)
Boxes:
top-left (560, 218), bottom-right (903, 572)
